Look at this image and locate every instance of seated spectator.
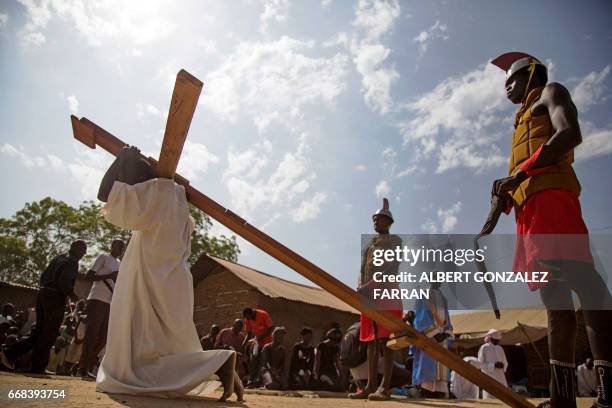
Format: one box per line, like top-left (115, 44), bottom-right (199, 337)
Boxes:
top-left (20, 308), bottom-right (36, 337)
top-left (4, 334), bottom-right (18, 347)
top-left (200, 324), bottom-right (220, 351)
top-left (0, 321), bottom-right (10, 345)
top-left (215, 320), bottom-right (244, 351)
top-left (289, 327), bottom-right (315, 390)
top-left (315, 328), bottom-right (343, 391)
top-left (46, 336), bottom-right (67, 374)
top-left (577, 357), bottom-right (598, 397)
top-left (64, 314), bottom-right (87, 376)
top-left (12, 311), bottom-right (25, 334)
top-left (7, 326), bottom-right (20, 339)
top-left (216, 319), bottom-right (246, 380)
top-left (261, 326), bottom-right (288, 390)
top-left (0, 303), bottom-right (15, 325)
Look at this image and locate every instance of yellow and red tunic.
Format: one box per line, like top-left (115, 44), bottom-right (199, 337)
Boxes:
top-left (507, 87), bottom-right (592, 290)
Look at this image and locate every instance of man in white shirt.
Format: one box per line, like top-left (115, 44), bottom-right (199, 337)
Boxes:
top-left (478, 329), bottom-right (508, 399)
top-left (78, 240), bottom-right (125, 378)
top-left (577, 358), bottom-right (598, 397)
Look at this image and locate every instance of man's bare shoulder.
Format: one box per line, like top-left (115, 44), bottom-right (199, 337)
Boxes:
top-left (541, 82), bottom-right (573, 105)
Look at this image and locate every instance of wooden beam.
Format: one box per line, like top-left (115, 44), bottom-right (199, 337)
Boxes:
top-left (70, 116), bottom-right (534, 408)
top-left (156, 69), bottom-right (203, 179)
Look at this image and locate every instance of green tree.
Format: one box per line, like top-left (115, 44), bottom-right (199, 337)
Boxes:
top-left (0, 197), bottom-right (240, 286)
top-left (188, 205), bottom-right (239, 265)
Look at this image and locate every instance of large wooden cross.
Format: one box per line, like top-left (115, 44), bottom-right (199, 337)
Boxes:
top-left (70, 69), bottom-right (534, 408)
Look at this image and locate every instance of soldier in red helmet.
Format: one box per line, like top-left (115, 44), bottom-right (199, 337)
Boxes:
top-left (487, 52), bottom-right (612, 408)
top-left (348, 198), bottom-right (403, 401)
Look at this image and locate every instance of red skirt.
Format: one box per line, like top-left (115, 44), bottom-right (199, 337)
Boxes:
top-left (359, 309), bottom-right (403, 342)
top-left (513, 189), bottom-right (593, 291)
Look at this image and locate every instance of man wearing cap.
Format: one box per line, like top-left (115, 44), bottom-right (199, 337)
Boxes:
top-left (348, 198), bottom-right (403, 401)
top-left (489, 52), bottom-right (612, 408)
top-left (478, 329), bottom-right (508, 399)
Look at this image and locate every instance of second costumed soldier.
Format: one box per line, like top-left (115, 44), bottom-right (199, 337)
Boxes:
top-left (349, 198), bottom-right (403, 401)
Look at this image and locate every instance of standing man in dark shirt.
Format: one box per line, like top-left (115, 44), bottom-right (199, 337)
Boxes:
top-left (1, 240), bottom-right (86, 373)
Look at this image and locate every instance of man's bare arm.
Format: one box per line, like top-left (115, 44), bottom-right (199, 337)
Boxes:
top-left (528, 82), bottom-right (582, 168)
top-left (84, 270), bottom-right (118, 281)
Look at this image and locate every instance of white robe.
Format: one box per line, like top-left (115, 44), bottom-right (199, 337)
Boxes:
top-left (451, 356), bottom-right (480, 400)
top-left (96, 179), bottom-right (233, 397)
top-left (478, 342), bottom-right (508, 399)
top-left (577, 363), bottom-right (597, 396)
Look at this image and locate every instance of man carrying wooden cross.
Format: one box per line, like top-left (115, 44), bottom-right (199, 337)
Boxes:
top-left (90, 70), bottom-right (243, 401)
top-left (95, 146), bottom-right (243, 401)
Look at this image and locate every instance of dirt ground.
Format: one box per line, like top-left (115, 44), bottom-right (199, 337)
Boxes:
top-left (0, 372), bottom-right (595, 408)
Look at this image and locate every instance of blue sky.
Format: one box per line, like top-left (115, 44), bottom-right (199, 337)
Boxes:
top-left (1, 0), bottom-right (611, 289)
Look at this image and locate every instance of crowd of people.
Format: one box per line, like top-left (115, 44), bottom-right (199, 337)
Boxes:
top-left (0, 239), bottom-right (124, 379)
top-left (199, 307), bottom-right (349, 391)
top-left (0, 238), bottom-right (602, 401)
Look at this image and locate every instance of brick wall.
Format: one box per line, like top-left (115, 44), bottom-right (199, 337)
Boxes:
top-left (192, 269), bottom-right (360, 368)
top-left (193, 269), bottom-right (263, 337)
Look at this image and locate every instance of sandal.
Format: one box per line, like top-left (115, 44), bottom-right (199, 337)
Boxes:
top-left (348, 388), bottom-right (376, 399)
top-left (368, 389), bottom-right (392, 401)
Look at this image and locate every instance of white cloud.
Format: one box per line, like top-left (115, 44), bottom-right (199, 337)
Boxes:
top-left (381, 146), bottom-right (396, 158)
top-left (176, 141), bottom-right (220, 180)
top-left (420, 201), bottom-right (462, 233)
top-left (572, 65), bottom-right (610, 112)
top-left (198, 39), bottom-right (217, 55)
top-left (395, 165), bottom-right (417, 177)
top-left (201, 36), bottom-right (349, 132)
top-left (17, 0), bottom-right (175, 49)
top-left (398, 62), bottom-right (510, 173)
top-left (349, 0), bottom-right (401, 115)
top-left (355, 164), bottom-right (366, 171)
top-left (20, 31), bottom-right (46, 47)
top-left (259, 0), bottom-right (289, 33)
top-left (438, 201), bottom-right (461, 233)
top-left (0, 143), bottom-right (63, 170)
top-left (420, 219), bottom-right (437, 234)
top-left (375, 179), bottom-right (390, 197)
top-left (67, 94), bottom-right (79, 115)
top-left (222, 135), bottom-right (321, 223)
top-left (0, 143), bottom-right (113, 200)
top-left (321, 0), bottom-right (334, 9)
top-left (413, 20), bottom-right (449, 58)
top-left (0, 14), bottom-right (8, 27)
top-left (66, 149), bottom-right (113, 199)
top-left (353, 0), bottom-right (400, 41)
top-left (137, 103), bottom-right (162, 118)
top-left (575, 123), bottom-right (612, 162)
top-left (292, 192), bottom-right (328, 223)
